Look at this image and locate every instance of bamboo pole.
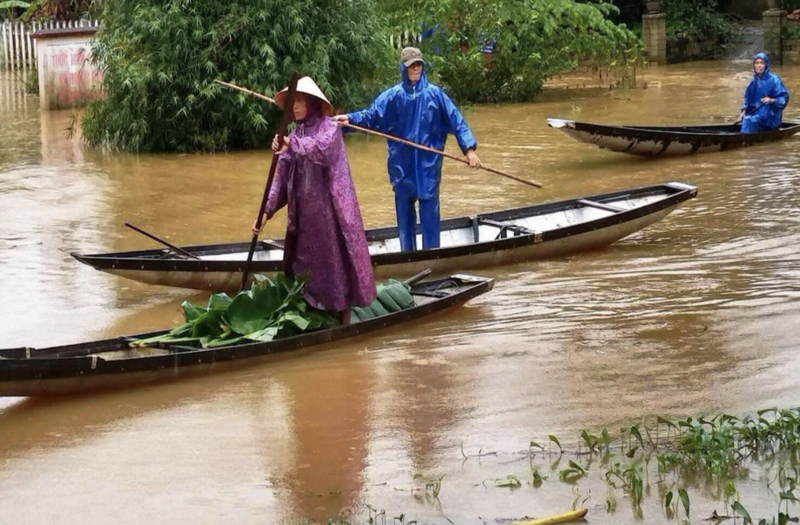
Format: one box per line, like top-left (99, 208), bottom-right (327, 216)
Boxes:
top-left (240, 73), bottom-right (301, 290)
top-left (214, 80), bottom-right (544, 190)
top-left (514, 508), bottom-right (588, 525)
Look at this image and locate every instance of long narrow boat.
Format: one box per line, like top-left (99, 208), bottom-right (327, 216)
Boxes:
top-left (72, 182), bottom-right (698, 292)
top-left (0, 274), bottom-right (492, 397)
top-left (547, 118), bottom-right (800, 157)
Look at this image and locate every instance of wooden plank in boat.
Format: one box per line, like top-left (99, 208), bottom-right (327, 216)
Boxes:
top-left (578, 199), bottom-right (626, 213)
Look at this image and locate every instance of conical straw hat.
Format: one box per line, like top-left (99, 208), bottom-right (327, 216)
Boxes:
top-left (274, 76), bottom-right (334, 117)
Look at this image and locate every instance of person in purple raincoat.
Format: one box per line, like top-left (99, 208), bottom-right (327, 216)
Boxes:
top-left (251, 76), bottom-right (377, 325)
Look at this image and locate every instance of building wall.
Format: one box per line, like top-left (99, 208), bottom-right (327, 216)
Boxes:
top-left (35, 33), bottom-right (102, 110)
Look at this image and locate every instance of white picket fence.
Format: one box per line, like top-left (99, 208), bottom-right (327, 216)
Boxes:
top-left (0, 19), bottom-right (99, 70)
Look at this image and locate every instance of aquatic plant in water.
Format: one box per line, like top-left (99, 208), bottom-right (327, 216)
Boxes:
top-left (535, 408), bottom-right (800, 524)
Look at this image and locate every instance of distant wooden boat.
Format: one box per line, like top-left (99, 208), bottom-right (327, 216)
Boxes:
top-left (547, 118), bottom-right (800, 157)
top-left (72, 182), bottom-right (698, 292)
top-left (0, 274), bottom-right (493, 397)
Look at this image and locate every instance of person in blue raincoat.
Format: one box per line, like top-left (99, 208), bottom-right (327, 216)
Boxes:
top-left (334, 47), bottom-right (481, 252)
top-left (736, 52), bottom-right (789, 133)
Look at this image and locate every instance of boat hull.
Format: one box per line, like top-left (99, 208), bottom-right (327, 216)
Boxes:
top-left (548, 118), bottom-right (800, 157)
top-left (101, 205), bottom-right (677, 291)
top-left (72, 182), bottom-right (698, 292)
top-left (0, 275), bottom-right (493, 397)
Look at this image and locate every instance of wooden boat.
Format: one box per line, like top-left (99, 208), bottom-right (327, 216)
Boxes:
top-left (547, 118), bottom-right (800, 157)
top-left (72, 182), bottom-right (698, 292)
top-left (0, 274), bottom-right (493, 397)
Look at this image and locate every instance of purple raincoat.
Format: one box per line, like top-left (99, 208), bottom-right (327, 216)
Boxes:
top-left (264, 113), bottom-right (377, 312)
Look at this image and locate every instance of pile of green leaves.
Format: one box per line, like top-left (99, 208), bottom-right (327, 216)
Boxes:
top-left (133, 273), bottom-right (337, 349)
top-left (666, 0), bottom-right (732, 42)
top-left (82, 0), bottom-right (393, 152)
top-left (382, 0), bottom-right (643, 103)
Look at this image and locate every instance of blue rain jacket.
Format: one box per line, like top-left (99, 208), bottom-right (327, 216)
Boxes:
top-left (347, 64), bottom-right (477, 200)
top-left (742, 52), bottom-right (789, 131)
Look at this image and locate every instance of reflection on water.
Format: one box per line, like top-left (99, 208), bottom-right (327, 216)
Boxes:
top-left (1, 61), bottom-right (799, 523)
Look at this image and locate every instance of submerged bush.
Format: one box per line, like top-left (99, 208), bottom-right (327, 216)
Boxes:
top-left (666, 0), bottom-right (732, 42)
top-left (383, 0), bottom-right (643, 103)
top-left (82, 0), bottom-right (392, 152)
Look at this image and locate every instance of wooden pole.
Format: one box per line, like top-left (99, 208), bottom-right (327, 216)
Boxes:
top-left (240, 73), bottom-right (301, 290)
top-left (514, 508), bottom-right (588, 525)
top-left (214, 80), bottom-right (544, 190)
top-left (125, 223), bottom-right (200, 259)
top-left (345, 121), bottom-right (543, 189)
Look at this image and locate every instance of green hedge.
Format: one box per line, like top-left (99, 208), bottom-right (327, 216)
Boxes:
top-left (82, 0), bottom-right (393, 152)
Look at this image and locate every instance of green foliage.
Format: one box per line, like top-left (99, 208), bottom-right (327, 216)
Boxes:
top-left (383, 0), bottom-right (643, 103)
top-left (542, 408), bottom-right (800, 520)
top-left (82, 0), bottom-right (393, 152)
top-left (494, 474), bottom-right (522, 488)
top-left (784, 24), bottom-right (800, 41)
top-left (351, 280), bottom-right (414, 322)
top-left (412, 472), bottom-right (444, 498)
top-left (132, 273), bottom-right (338, 348)
top-left (666, 0), bottom-right (732, 42)
top-left (0, 1), bottom-right (30, 9)
top-left (0, 0), bottom-right (99, 21)
top-left (24, 68), bottom-right (38, 95)
top-left (549, 434), bottom-right (563, 454)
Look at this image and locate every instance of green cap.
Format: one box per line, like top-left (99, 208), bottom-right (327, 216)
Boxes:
top-left (400, 47), bottom-right (424, 67)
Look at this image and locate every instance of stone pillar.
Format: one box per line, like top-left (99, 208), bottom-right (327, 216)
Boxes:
top-left (763, 9), bottom-right (787, 64)
top-left (32, 26), bottom-right (102, 110)
top-left (643, 13), bottom-right (668, 65)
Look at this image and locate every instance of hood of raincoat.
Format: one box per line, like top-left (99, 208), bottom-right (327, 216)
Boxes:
top-left (753, 52), bottom-right (771, 78)
top-left (400, 62), bottom-right (429, 93)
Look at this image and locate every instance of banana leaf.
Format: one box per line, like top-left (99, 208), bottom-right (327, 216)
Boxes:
top-left (131, 273), bottom-right (338, 349)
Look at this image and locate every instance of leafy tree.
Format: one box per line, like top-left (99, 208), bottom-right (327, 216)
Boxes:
top-left (82, 0), bottom-right (392, 152)
top-left (666, 0), bottom-right (732, 42)
top-left (384, 0), bottom-right (643, 103)
top-left (0, 0), bottom-right (99, 21)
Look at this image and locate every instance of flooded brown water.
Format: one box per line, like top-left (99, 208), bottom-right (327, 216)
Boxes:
top-left (1, 61), bottom-right (799, 524)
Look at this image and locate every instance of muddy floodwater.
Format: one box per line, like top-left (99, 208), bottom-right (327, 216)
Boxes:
top-left (1, 61), bottom-right (799, 524)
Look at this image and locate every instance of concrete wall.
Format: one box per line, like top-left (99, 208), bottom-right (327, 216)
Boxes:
top-left (763, 10), bottom-right (786, 63)
top-left (667, 37), bottom-right (720, 64)
top-left (784, 19), bottom-right (800, 64)
top-left (643, 13), bottom-right (667, 65)
top-left (33, 30), bottom-right (102, 110)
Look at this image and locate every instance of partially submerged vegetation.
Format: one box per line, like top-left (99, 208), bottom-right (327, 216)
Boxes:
top-left (666, 0), bottom-right (732, 44)
top-left (82, 0), bottom-right (392, 152)
top-left (384, 0), bottom-right (643, 104)
top-left (82, 0), bottom-right (643, 152)
top-left (528, 408), bottom-right (800, 524)
top-left (309, 408), bottom-right (800, 524)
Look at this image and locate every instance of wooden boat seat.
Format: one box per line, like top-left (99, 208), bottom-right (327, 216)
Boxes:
top-left (578, 199), bottom-right (626, 213)
top-left (477, 218), bottom-right (533, 240)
